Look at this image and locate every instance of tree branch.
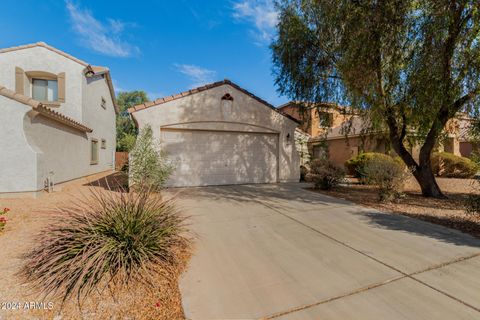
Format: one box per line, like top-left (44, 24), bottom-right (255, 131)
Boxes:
top-left (452, 87), bottom-right (480, 111)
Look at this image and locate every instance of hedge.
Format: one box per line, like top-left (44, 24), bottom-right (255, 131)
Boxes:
top-left (345, 152), bottom-right (404, 178)
top-left (431, 152), bottom-right (478, 178)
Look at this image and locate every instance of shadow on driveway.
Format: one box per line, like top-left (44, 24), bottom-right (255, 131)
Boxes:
top-left (175, 182), bottom-right (480, 249)
top-left (359, 210), bottom-right (480, 248)
top-left (173, 182), bottom-right (350, 208)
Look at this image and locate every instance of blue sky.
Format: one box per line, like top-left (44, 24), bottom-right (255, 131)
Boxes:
top-left (0, 0), bottom-right (289, 105)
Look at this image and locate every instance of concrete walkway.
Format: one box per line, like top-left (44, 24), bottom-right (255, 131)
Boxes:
top-left (172, 183), bottom-right (480, 320)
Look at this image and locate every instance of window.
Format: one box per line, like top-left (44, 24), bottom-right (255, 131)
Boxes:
top-left (101, 96), bottom-right (106, 109)
top-left (91, 139), bottom-right (99, 165)
top-left (32, 79), bottom-right (58, 102)
top-left (101, 139), bottom-right (106, 149)
top-left (318, 112), bottom-right (333, 128)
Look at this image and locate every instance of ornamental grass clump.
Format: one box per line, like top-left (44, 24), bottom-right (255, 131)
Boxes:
top-left (21, 189), bottom-right (190, 304)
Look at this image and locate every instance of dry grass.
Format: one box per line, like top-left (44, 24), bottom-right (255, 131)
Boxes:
top-left (24, 247), bottom-right (191, 320)
top-left (313, 176), bottom-right (480, 239)
top-left (0, 171), bottom-right (191, 320)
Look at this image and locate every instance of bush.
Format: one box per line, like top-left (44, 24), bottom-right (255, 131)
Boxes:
top-left (307, 159), bottom-right (345, 190)
top-left (345, 152), bottom-right (404, 180)
top-left (117, 133), bottom-right (137, 152)
top-left (362, 157), bottom-right (410, 202)
top-left (431, 152), bottom-right (478, 178)
top-left (21, 188), bottom-right (190, 302)
top-left (129, 125), bottom-right (175, 191)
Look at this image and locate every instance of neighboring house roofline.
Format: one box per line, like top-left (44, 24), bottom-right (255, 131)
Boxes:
top-left (0, 85), bottom-right (92, 133)
top-left (127, 79), bottom-right (300, 124)
top-left (0, 42), bottom-right (118, 114)
top-left (310, 132), bottom-right (383, 142)
top-left (278, 101), bottom-right (355, 114)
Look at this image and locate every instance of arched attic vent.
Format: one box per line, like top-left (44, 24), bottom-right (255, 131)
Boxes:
top-left (221, 93), bottom-right (234, 101)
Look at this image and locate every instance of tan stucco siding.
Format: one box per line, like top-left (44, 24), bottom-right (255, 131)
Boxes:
top-left (83, 75), bottom-right (116, 168)
top-left (0, 97), bottom-right (38, 192)
top-left (313, 137), bottom-right (387, 168)
top-left (132, 84), bottom-right (299, 186)
top-left (21, 111), bottom-right (114, 191)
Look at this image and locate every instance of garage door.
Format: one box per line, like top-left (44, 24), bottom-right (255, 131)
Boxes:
top-left (161, 129), bottom-right (279, 187)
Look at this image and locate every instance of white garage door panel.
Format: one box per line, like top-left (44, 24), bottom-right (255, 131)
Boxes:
top-left (162, 130), bottom-right (278, 187)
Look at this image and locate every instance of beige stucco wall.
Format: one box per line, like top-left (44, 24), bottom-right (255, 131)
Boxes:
top-left (0, 96), bottom-right (38, 192)
top-left (82, 74), bottom-right (116, 169)
top-left (311, 136), bottom-right (387, 168)
top-left (132, 84), bottom-right (299, 186)
top-left (0, 45), bottom-right (116, 194)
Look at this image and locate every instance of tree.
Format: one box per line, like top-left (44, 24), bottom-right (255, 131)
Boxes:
top-left (115, 91), bottom-right (149, 152)
top-left (129, 125), bottom-right (174, 191)
top-left (272, 0), bottom-right (480, 198)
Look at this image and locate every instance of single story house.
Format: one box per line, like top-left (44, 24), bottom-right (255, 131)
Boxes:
top-left (279, 101), bottom-right (474, 167)
top-left (0, 42), bottom-right (117, 196)
top-left (128, 80), bottom-right (300, 187)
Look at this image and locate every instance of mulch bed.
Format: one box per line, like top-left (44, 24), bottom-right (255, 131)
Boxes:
top-left (311, 177), bottom-right (480, 239)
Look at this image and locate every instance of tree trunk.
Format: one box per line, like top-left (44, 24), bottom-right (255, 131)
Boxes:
top-left (411, 161), bottom-right (445, 198)
top-left (388, 124), bottom-right (446, 199)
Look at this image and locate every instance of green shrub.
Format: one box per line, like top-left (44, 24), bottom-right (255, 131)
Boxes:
top-left (345, 152), bottom-right (404, 179)
top-left (21, 188), bottom-right (190, 302)
top-left (362, 157), bottom-right (410, 202)
top-left (129, 125), bottom-right (175, 191)
top-left (307, 159), bottom-right (345, 190)
top-left (431, 152), bottom-right (479, 178)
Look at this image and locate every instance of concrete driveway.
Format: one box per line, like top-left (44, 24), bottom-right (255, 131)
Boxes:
top-left (172, 183), bottom-right (480, 320)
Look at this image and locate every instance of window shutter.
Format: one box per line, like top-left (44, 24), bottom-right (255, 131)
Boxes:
top-left (15, 67), bottom-right (24, 95)
top-left (57, 72), bottom-right (65, 102)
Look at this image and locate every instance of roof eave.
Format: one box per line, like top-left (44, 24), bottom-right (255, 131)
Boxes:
top-left (0, 85), bottom-right (92, 133)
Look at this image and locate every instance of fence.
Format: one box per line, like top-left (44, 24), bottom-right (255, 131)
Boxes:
top-left (115, 152), bottom-right (129, 171)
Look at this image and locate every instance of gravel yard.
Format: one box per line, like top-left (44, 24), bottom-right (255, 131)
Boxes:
top-left (314, 177), bottom-right (480, 239)
top-left (0, 171), bottom-right (188, 320)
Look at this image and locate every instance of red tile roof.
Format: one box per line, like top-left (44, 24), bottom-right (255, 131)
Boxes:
top-left (128, 79), bottom-right (300, 123)
top-left (0, 85), bottom-right (92, 133)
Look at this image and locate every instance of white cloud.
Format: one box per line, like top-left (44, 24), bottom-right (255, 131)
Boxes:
top-left (233, 0), bottom-right (278, 44)
top-left (65, 1), bottom-right (139, 57)
top-left (175, 64), bottom-right (217, 88)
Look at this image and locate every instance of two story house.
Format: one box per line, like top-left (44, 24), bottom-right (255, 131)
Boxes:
top-left (0, 42), bottom-right (117, 196)
top-left (280, 101), bottom-right (473, 168)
